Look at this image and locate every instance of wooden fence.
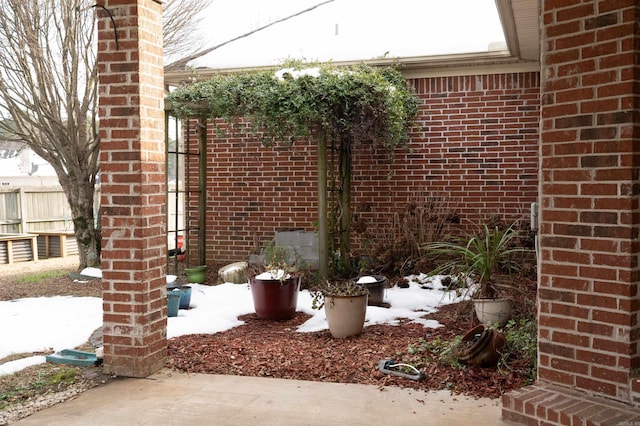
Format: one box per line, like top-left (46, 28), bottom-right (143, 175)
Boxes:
top-left (0, 185), bottom-right (184, 261)
top-left (0, 187), bottom-right (77, 234)
top-left (0, 186), bottom-right (83, 263)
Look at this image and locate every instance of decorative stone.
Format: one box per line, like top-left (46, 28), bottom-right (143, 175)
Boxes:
top-left (218, 261), bottom-right (249, 284)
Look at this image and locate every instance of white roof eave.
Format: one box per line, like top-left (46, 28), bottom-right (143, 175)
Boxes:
top-left (164, 49), bottom-right (539, 88)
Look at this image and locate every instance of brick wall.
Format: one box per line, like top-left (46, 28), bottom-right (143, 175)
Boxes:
top-left (399, 73), bottom-right (540, 220)
top-left (184, 71), bottom-right (540, 265)
top-left (503, 1), bottom-right (640, 422)
top-left (98, 0), bottom-right (166, 377)
top-left (536, 0), bottom-right (640, 404)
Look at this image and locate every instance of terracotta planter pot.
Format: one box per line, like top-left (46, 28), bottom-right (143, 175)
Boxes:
top-left (454, 324), bottom-right (505, 367)
top-left (249, 276), bottom-right (300, 320)
top-left (324, 293), bottom-right (368, 338)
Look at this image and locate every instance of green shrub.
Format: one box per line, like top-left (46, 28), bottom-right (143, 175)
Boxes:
top-left (498, 318), bottom-right (537, 384)
top-left (406, 335), bottom-right (464, 370)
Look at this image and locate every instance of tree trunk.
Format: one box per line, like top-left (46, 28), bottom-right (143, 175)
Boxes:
top-left (0, 0), bottom-right (213, 272)
top-left (58, 170), bottom-right (100, 269)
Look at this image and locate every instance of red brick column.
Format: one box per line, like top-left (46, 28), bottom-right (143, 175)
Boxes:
top-left (503, 1), bottom-right (640, 423)
top-left (97, 0), bottom-right (166, 377)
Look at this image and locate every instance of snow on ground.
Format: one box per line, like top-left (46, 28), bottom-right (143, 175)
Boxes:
top-left (0, 274), bottom-right (463, 376)
top-left (0, 297), bottom-right (103, 376)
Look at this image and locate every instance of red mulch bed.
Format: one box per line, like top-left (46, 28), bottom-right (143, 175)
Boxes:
top-left (167, 300), bottom-right (531, 399)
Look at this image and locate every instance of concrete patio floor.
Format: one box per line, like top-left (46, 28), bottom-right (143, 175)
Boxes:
top-left (15, 369), bottom-right (510, 425)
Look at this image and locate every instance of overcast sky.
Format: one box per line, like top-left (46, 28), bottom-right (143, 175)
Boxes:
top-left (185, 0), bottom-right (506, 69)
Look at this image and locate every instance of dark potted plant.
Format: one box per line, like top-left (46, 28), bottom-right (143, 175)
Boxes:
top-left (425, 222), bottom-right (528, 326)
top-left (311, 279), bottom-right (369, 338)
top-left (248, 244), bottom-right (301, 321)
top-left (355, 274), bottom-right (388, 306)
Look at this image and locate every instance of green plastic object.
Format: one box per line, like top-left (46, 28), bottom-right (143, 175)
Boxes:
top-left (45, 349), bottom-right (100, 367)
top-left (185, 265), bottom-right (207, 284)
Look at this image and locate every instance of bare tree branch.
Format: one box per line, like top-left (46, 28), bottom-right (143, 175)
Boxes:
top-left (0, 0), bottom-right (209, 267)
top-left (165, 0), bottom-right (335, 72)
top-left (163, 0), bottom-right (209, 59)
top-left (0, 0), bottom-right (100, 267)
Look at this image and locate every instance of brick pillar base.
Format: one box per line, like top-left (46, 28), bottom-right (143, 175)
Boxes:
top-left (503, 384), bottom-right (640, 425)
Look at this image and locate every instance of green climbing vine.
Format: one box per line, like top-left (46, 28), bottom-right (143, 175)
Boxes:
top-left (166, 61), bottom-right (418, 149)
top-left (166, 61), bottom-right (419, 278)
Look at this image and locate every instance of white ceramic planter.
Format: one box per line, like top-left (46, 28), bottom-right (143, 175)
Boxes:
top-left (473, 298), bottom-right (512, 327)
top-left (324, 294), bottom-right (368, 338)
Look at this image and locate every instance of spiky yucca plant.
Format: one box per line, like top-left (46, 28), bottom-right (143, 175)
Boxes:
top-left (427, 223), bottom-right (526, 299)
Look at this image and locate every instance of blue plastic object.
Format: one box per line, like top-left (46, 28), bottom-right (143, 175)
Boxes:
top-left (179, 285), bottom-right (192, 309)
top-left (167, 289), bottom-right (180, 317)
top-left (45, 349), bottom-right (100, 367)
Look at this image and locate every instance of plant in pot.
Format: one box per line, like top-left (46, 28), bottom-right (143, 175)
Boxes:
top-left (425, 222), bottom-right (528, 327)
top-left (248, 244), bottom-right (301, 321)
top-left (311, 279), bottom-right (369, 338)
top-left (355, 274), bottom-right (388, 307)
